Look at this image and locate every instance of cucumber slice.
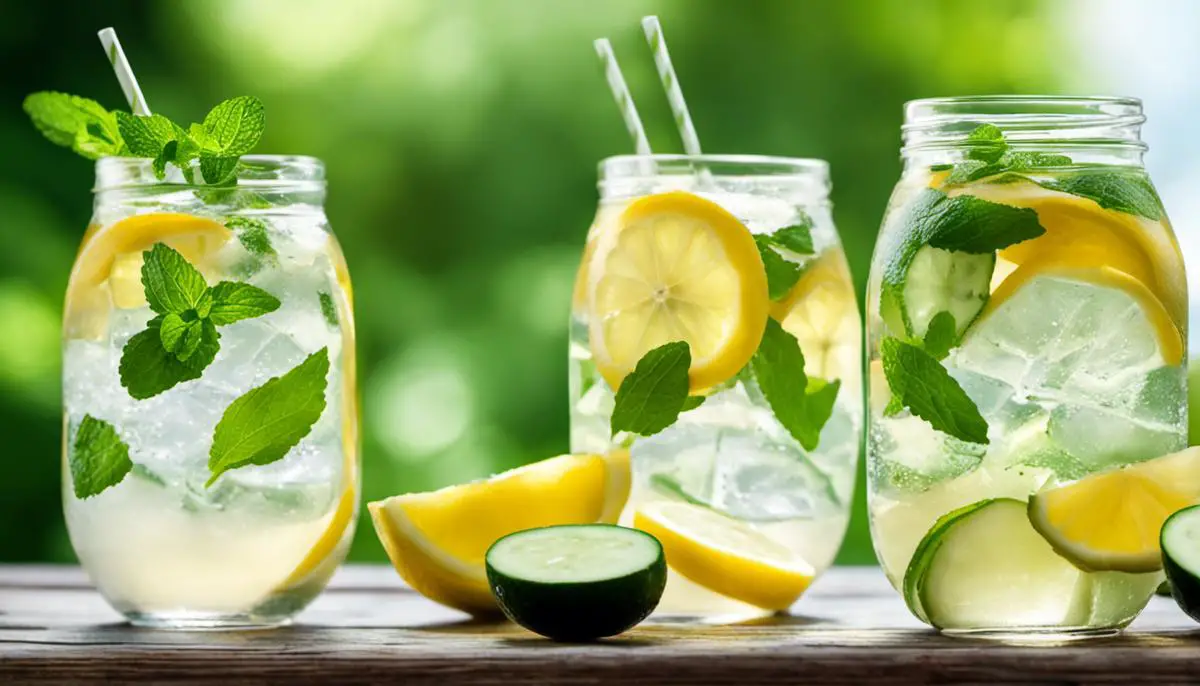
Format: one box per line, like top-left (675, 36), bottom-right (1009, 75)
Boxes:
top-left (904, 498), bottom-right (1092, 630)
top-left (485, 524), bottom-right (666, 641)
top-left (881, 246), bottom-right (993, 340)
top-left (1161, 505), bottom-right (1200, 622)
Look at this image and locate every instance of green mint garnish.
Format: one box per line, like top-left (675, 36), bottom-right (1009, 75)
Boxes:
top-left (70, 414), bottom-right (133, 499)
top-left (680, 394), bottom-right (705, 412)
top-left (921, 311), bottom-right (957, 360)
top-left (23, 92), bottom-right (124, 159)
top-left (944, 124), bottom-right (1072, 185)
top-left (207, 282), bottom-right (281, 326)
top-left (610, 341), bottom-right (693, 437)
top-left (756, 237), bottom-right (802, 300)
top-left (24, 91), bottom-right (265, 187)
top-left (207, 347), bottom-right (330, 487)
top-left (119, 243), bottom-right (279, 399)
top-left (1037, 169), bottom-right (1163, 221)
top-left (227, 217), bottom-right (276, 258)
top-left (319, 291), bottom-right (339, 328)
top-left (755, 220), bottom-right (816, 301)
top-left (965, 124), bottom-right (1006, 163)
top-left (880, 336), bottom-right (989, 444)
top-left (750, 318), bottom-right (840, 451)
top-left (120, 316), bottom-right (221, 399)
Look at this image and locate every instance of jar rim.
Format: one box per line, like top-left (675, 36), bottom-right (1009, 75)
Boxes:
top-left (94, 154), bottom-right (326, 192)
top-left (902, 95), bottom-right (1147, 154)
top-left (600, 154), bottom-right (829, 181)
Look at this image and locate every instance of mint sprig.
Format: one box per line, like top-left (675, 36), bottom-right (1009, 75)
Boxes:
top-left (119, 243), bottom-right (280, 399)
top-left (207, 348), bottom-right (330, 486)
top-left (755, 219), bottom-right (816, 301)
top-left (751, 318), bottom-right (840, 451)
top-left (880, 336), bottom-right (989, 445)
top-left (610, 342), bottom-right (693, 437)
top-left (71, 415), bottom-right (133, 499)
top-left (25, 91), bottom-right (265, 187)
top-left (23, 92), bottom-right (124, 159)
top-left (1038, 169), bottom-right (1163, 221)
top-left (921, 311), bottom-right (957, 361)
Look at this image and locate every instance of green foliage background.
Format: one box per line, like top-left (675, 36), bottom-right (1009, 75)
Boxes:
top-left (0, 0), bottom-right (1068, 565)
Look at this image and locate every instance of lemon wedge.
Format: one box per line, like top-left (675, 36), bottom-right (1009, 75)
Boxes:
top-left (368, 450), bottom-right (630, 614)
top-left (770, 251), bottom-right (860, 385)
top-left (587, 191), bottom-right (768, 392)
top-left (633, 501), bottom-right (814, 611)
top-left (1029, 447), bottom-right (1200, 572)
top-left (65, 213), bottom-right (231, 340)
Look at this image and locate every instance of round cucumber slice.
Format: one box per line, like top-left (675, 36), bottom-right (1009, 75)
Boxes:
top-left (881, 246), bottom-right (993, 340)
top-left (485, 524), bottom-right (666, 641)
top-left (904, 498), bottom-right (1092, 630)
top-left (1161, 505), bottom-right (1200, 622)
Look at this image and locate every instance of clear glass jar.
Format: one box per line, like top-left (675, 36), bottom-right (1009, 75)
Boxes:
top-left (62, 156), bottom-right (358, 628)
top-left (866, 96), bottom-right (1187, 636)
top-left (570, 155), bottom-right (861, 622)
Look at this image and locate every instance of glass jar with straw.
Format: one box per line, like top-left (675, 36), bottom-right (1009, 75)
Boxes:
top-left (570, 17), bottom-right (862, 622)
top-left (41, 29), bottom-right (359, 628)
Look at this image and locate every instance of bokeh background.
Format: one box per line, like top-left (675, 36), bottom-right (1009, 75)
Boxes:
top-left (3, 0), bottom-right (1199, 565)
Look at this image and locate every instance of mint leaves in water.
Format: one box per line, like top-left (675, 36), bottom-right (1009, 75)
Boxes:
top-left (120, 243), bottom-right (279, 399)
top-left (70, 415), bottom-right (133, 499)
top-left (610, 342), bottom-right (697, 437)
top-left (24, 91), bottom-right (265, 186)
top-left (751, 318), bottom-right (840, 452)
top-left (755, 218), bottom-right (816, 300)
top-left (208, 348), bottom-right (330, 486)
top-left (880, 337), bottom-right (989, 445)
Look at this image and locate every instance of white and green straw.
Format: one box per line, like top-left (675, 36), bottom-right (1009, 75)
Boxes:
top-left (641, 16), bottom-right (701, 155)
top-left (593, 38), bottom-right (652, 155)
top-left (98, 27), bottom-right (151, 115)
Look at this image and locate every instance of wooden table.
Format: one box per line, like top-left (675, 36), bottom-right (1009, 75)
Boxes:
top-left (2, 565), bottom-right (1199, 684)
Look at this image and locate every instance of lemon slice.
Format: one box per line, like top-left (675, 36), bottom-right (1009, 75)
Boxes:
top-left (770, 251), bottom-right (860, 384)
top-left (1029, 446), bottom-right (1200, 572)
top-left (368, 450), bottom-right (630, 614)
top-left (65, 213), bottom-right (231, 339)
top-left (953, 178), bottom-right (1185, 329)
top-left (587, 191), bottom-right (768, 392)
top-left (633, 501), bottom-right (814, 611)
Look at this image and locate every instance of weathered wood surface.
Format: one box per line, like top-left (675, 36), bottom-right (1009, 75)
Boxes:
top-left (3, 565), bottom-right (1200, 684)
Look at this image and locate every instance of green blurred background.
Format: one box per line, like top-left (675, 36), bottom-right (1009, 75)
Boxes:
top-left (3, 0), bottom-right (1198, 565)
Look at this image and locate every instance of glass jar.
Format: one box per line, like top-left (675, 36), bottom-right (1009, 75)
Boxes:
top-left (570, 155), bottom-right (861, 621)
top-left (866, 96), bottom-right (1187, 636)
top-left (62, 156), bottom-right (358, 628)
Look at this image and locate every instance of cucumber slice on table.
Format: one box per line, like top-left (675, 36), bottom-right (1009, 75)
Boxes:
top-left (485, 524), bottom-right (666, 641)
top-left (1161, 505), bottom-right (1200, 621)
top-left (903, 498), bottom-right (1092, 630)
top-left (881, 246), bottom-right (994, 340)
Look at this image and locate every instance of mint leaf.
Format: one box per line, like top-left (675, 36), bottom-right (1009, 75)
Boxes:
top-left (1006, 151), bottom-right (1072, 169)
top-left (120, 317), bottom-right (220, 399)
top-left (200, 156), bottom-right (239, 185)
top-left (71, 415), bottom-right (133, 499)
top-left (208, 281), bottom-right (281, 326)
top-left (750, 318), bottom-right (839, 451)
top-left (319, 291), bottom-right (339, 327)
top-left (114, 112), bottom-right (181, 158)
top-left (761, 218), bottom-right (815, 255)
top-left (158, 312), bottom-right (208, 361)
top-left (1038, 169), bottom-right (1162, 220)
top-left (207, 347), bottom-right (329, 486)
top-left (141, 243), bottom-right (208, 315)
top-left (755, 237), bottom-right (802, 300)
top-left (965, 124), bottom-right (1006, 163)
top-left (922, 311), bottom-right (957, 360)
top-left (890, 189), bottom-right (1045, 257)
top-left (610, 341), bottom-right (691, 437)
top-left (198, 96), bottom-right (266, 157)
top-left (880, 336), bottom-right (989, 444)
top-left (681, 395), bottom-right (706, 412)
top-left (23, 92), bottom-right (123, 160)
top-left (226, 217), bottom-right (276, 258)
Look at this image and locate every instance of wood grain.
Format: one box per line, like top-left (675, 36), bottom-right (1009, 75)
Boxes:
top-left (2, 565), bottom-right (1199, 685)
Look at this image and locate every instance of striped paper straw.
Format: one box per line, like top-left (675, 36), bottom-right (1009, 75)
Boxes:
top-left (593, 38), bottom-right (652, 156)
top-left (98, 28), bottom-right (151, 115)
top-left (641, 16), bottom-right (701, 155)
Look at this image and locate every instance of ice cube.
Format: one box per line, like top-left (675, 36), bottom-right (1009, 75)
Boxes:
top-left (710, 430), bottom-right (841, 521)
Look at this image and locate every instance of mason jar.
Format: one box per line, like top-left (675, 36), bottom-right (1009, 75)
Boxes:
top-left (569, 155), bottom-right (862, 621)
top-left (62, 156), bottom-right (358, 628)
top-left (866, 96), bottom-right (1187, 636)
